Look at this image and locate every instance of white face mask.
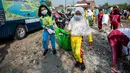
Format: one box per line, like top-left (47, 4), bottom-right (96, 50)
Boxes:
top-left (74, 15), bottom-right (82, 21)
top-left (41, 10), bottom-right (48, 15)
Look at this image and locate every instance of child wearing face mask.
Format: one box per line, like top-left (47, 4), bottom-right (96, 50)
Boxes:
top-left (38, 5), bottom-right (57, 56)
top-left (67, 7), bottom-right (93, 71)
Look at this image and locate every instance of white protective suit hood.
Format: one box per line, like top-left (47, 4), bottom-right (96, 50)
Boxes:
top-left (68, 7), bottom-right (94, 36)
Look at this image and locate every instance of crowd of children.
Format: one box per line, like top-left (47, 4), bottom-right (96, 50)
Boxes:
top-left (84, 6), bottom-right (130, 73)
top-left (84, 6), bottom-right (123, 30)
top-left (38, 5), bottom-right (130, 73)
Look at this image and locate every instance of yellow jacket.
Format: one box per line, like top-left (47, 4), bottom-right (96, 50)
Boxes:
top-left (40, 16), bottom-right (55, 28)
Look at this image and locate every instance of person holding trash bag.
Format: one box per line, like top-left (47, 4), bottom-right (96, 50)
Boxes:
top-left (67, 7), bottom-right (93, 71)
top-left (38, 5), bottom-right (57, 56)
top-left (108, 28), bottom-right (130, 73)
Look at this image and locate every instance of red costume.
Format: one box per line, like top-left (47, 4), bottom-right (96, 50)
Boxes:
top-left (111, 14), bottom-right (120, 30)
top-left (98, 12), bottom-right (103, 29)
top-left (108, 28), bottom-right (130, 65)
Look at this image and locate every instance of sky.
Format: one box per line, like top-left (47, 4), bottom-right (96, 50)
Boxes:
top-left (51, 0), bottom-right (130, 7)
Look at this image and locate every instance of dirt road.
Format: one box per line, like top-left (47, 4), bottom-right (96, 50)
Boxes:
top-left (0, 21), bottom-right (130, 73)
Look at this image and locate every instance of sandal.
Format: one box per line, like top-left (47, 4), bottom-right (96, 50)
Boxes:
top-left (111, 67), bottom-right (121, 73)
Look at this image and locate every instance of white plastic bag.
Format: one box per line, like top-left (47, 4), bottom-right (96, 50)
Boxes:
top-left (47, 29), bottom-right (55, 34)
top-left (102, 14), bottom-right (109, 25)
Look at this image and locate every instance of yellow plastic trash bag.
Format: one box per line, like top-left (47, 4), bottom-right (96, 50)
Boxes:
top-left (88, 33), bottom-right (93, 43)
top-left (128, 16), bottom-right (130, 20)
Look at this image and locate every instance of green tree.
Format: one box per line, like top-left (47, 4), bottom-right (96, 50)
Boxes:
top-left (99, 3), bottom-right (109, 9)
top-left (99, 2), bottom-right (130, 10)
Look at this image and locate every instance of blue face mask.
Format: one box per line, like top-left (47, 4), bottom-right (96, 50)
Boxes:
top-left (74, 15), bottom-right (82, 21)
top-left (41, 10), bottom-right (48, 15)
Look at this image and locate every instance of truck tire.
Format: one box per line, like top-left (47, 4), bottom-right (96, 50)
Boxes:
top-left (15, 25), bottom-right (27, 40)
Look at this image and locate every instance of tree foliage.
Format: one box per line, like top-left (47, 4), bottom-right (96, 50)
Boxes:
top-left (99, 3), bottom-right (130, 10)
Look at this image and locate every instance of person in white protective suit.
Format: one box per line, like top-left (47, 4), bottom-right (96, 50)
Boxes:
top-left (67, 7), bottom-right (94, 71)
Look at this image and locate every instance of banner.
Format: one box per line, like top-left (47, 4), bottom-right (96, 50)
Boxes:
top-left (2, 0), bottom-right (42, 21)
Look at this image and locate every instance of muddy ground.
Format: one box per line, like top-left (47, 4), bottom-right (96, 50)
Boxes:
top-left (0, 20), bottom-right (130, 73)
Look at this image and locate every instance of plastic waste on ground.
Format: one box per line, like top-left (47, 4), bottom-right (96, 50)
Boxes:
top-left (128, 16), bottom-right (130, 20)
